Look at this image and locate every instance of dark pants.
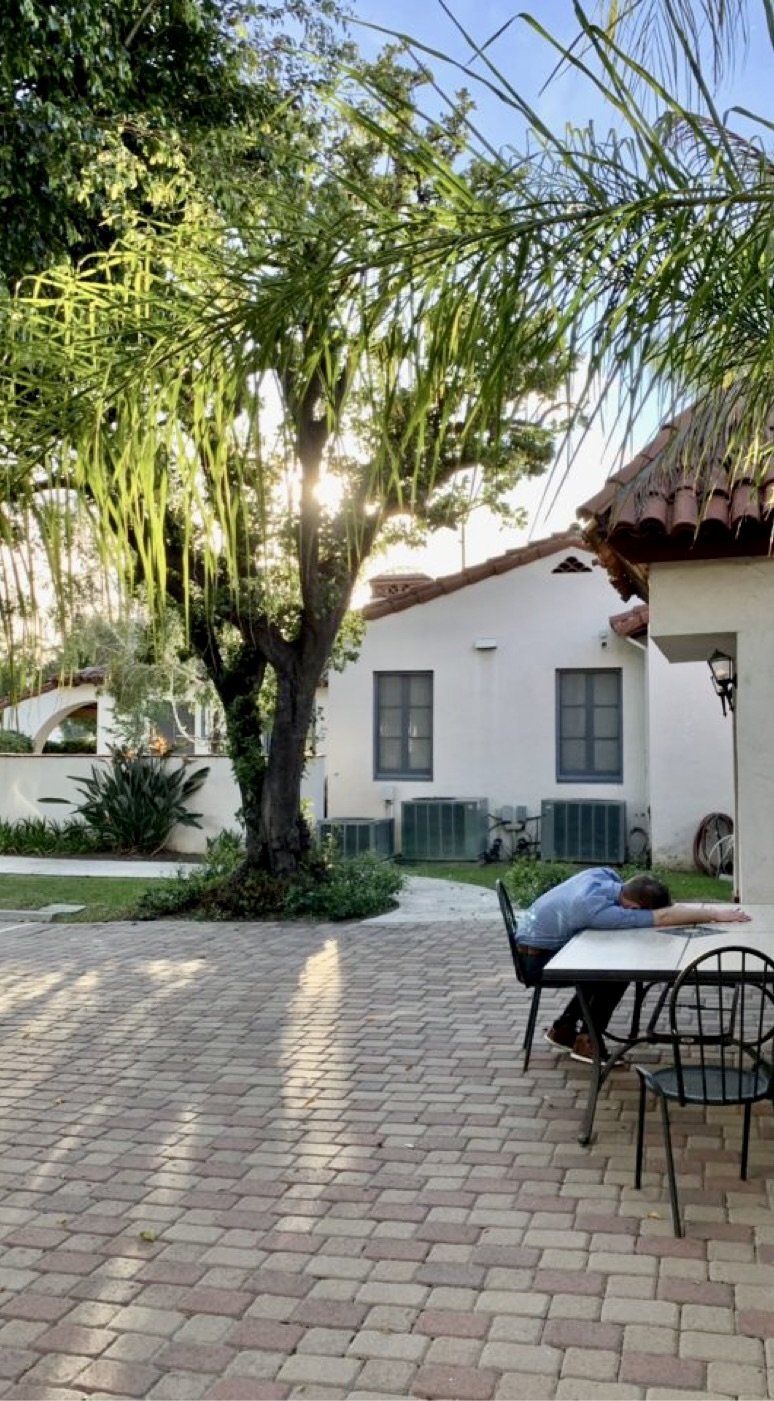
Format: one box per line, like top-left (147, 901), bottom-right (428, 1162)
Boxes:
top-left (519, 948), bottom-right (628, 1039)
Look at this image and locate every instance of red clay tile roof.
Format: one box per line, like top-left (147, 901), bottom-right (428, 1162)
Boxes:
top-left (0, 665), bottom-right (106, 713)
top-left (362, 530), bottom-right (592, 619)
top-left (609, 604), bottom-right (649, 639)
top-left (578, 399), bottom-right (774, 601)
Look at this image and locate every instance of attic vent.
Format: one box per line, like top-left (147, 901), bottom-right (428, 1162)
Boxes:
top-left (552, 556), bottom-right (592, 574)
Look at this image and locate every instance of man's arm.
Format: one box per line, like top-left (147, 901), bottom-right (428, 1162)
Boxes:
top-left (652, 903), bottom-right (751, 928)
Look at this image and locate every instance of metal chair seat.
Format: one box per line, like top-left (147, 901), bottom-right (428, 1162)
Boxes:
top-left (634, 944), bottom-right (774, 1236)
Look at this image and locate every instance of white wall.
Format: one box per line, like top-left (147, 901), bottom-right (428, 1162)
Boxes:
top-left (326, 554), bottom-right (649, 849)
top-left (0, 754), bottom-right (326, 855)
top-left (2, 684), bottom-right (102, 753)
top-left (648, 643), bottom-right (734, 869)
top-left (650, 558), bottom-right (774, 901)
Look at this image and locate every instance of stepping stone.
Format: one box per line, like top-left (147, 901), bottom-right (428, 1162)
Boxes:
top-left (0, 905), bottom-right (85, 923)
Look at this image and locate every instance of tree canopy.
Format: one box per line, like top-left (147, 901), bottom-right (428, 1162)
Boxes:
top-left (0, 0), bottom-right (348, 285)
top-left (0, 42), bottom-right (571, 886)
top-left (324, 0), bottom-right (774, 484)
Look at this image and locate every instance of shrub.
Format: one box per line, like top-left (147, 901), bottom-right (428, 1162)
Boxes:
top-left (43, 737), bottom-right (97, 754)
top-left (283, 851), bottom-right (404, 921)
top-left (0, 816), bottom-right (101, 855)
top-left (0, 729), bottom-right (33, 753)
top-left (70, 747), bottom-right (210, 854)
top-left (504, 858), bottom-right (580, 909)
top-left (132, 840), bottom-right (404, 922)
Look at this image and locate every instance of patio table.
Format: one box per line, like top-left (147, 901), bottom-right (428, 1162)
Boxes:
top-left (541, 917), bottom-right (774, 1145)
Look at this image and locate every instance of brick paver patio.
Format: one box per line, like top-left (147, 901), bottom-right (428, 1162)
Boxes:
top-left (0, 914), bottom-right (771, 1400)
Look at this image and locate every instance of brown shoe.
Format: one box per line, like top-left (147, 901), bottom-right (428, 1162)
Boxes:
top-left (543, 1024), bottom-right (576, 1053)
top-left (570, 1033), bottom-right (609, 1065)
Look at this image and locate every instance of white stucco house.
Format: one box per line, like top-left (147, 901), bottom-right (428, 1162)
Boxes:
top-left (325, 529), bottom-right (733, 867)
top-left (579, 402), bottom-right (774, 903)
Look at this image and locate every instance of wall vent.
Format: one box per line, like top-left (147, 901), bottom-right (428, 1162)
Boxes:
top-left (318, 818), bottom-right (394, 859)
top-left (541, 799), bottom-right (626, 864)
top-left (401, 798), bottom-right (489, 861)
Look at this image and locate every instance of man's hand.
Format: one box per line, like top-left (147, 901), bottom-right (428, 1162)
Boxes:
top-left (718, 908), bottom-right (752, 923)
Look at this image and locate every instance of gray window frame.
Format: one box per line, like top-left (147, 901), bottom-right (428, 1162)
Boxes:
top-left (556, 668), bottom-right (623, 783)
top-left (374, 671), bottom-right (433, 780)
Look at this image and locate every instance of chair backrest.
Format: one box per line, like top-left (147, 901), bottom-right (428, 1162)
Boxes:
top-left (669, 944), bottom-right (774, 1104)
top-left (495, 879), bottom-right (529, 987)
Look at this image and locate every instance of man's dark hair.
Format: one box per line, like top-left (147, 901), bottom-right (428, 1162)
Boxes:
top-left (622, 874), bottom-right (672, 909)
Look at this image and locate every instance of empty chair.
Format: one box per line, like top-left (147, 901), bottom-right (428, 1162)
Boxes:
top-left (634, 944), bottom-right (774, 1236)
top-left (495, 878), bottom-right (543, 1072)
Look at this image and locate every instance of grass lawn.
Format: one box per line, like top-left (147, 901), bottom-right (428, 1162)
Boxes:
top-left (0, 861), bottom-right (733, 922)
top-left (0, 874), bottom-right (165, 921)
top-left (403, 861), bottom-right (733, 903)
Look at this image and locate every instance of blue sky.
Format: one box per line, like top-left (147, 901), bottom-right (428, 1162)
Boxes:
top-left (345, 2), bottom-right (773, 569)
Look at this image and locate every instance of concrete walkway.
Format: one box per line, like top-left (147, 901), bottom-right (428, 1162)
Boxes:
top-left (0, 907), bottom-right (769, 1400)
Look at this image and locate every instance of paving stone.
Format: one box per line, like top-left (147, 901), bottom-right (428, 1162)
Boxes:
top-left (410, 1363), bottom-right (499, 1399)
top-left (0, 917), bottom-right (769, 1401)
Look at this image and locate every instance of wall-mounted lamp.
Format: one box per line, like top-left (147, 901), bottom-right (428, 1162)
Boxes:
top-left (474, 638), bottom-right (498, 651)
top-left (708, 649), bottom-right (735, 716)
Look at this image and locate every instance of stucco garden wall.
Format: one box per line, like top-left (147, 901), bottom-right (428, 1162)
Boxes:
top-left (0, 754), bottom-right (326, 855)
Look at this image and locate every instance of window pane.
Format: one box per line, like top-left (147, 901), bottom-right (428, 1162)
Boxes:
top-left (379, 738), bottom-right (402, 771)
top-left (593, 739), bottom-right (620, 772)
top-left (560, 673), bottom-right (586, 705)
top-left (561, 708), bottom-right (587, 739)
top-left (408, 709), bottom-right (432, 739)
top-left (560, 739), bottom-right (586, 772)
top-left (408, 674), bottom-right (432, 705)
top-left (408, 738), bottom-right (431, 770)
top-left (593, 708), bottom-right (619, 739)
top-left (592, 673), bottom-right (619, 705)
top-left (378, 675), bottom-right (402, 705)
top-left (379, 712), bottom-right (402, 739)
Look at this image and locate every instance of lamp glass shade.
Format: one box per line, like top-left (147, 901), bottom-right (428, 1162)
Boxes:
top-left (708, 650), bottom-right (734, 686)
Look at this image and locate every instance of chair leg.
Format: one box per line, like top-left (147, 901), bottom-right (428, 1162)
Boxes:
top-left (634, 1075), bottom-right (647, 1189)
top-left (523, 987), bottom-right (542, 1072)
top-left (741, 1101), bottom-right (752, 1180)
top-left (659, 1096), bottom-right (682, 1237)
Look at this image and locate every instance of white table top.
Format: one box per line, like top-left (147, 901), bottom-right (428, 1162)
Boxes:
top-left (542, 910), bottom-right (774, 983)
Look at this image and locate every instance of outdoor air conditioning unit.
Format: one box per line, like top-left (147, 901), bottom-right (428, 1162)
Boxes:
top-left (401, 798), bottom-right (489, 861)
top-left (317, 818), bottom-right (394, 859)
top-left (541, 799), bottom-right (626, 864)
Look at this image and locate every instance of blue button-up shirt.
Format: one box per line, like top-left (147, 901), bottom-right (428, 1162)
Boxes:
top-left (517, 867), bottom-right (654, 952)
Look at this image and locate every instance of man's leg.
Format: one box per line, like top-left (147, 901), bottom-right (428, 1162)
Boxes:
top-left (585, 981), bottom-right (629, 1037)
top-left (571, 981), bottom-right (629, 1062)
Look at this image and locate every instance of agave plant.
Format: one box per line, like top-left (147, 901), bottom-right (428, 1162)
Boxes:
top-left (70, 746), bottom-right (210, 855)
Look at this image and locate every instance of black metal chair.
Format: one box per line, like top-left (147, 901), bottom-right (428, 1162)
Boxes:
top-left (634, 945), bottom-right (774, 1236)
top-left (495, 878), bottom-right (543, 1072)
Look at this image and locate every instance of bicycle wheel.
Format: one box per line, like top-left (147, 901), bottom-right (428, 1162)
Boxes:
top-left (693, 812), bottom-right (734, 877)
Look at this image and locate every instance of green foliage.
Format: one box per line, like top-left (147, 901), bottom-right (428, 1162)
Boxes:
top-left (0, 729), bottom-right (34, 753)
top-left (0, 816), bottom-right (101, 855)
top-left (283, 851), bottom-right (404, 921)
top-left (42, 737), bottom-right (97, 754)
top-left (69, 747), bottom-right (210, 854)
top-left (0, 0), bottom-right (349, 285)
top-left (132, 839), bottom-right (404, 921)
top-left (503, 858), bottom-right (580, 909)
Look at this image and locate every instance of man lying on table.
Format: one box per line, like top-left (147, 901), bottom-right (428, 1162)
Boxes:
top-left (515, 867), bottom-right (750, 1065)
